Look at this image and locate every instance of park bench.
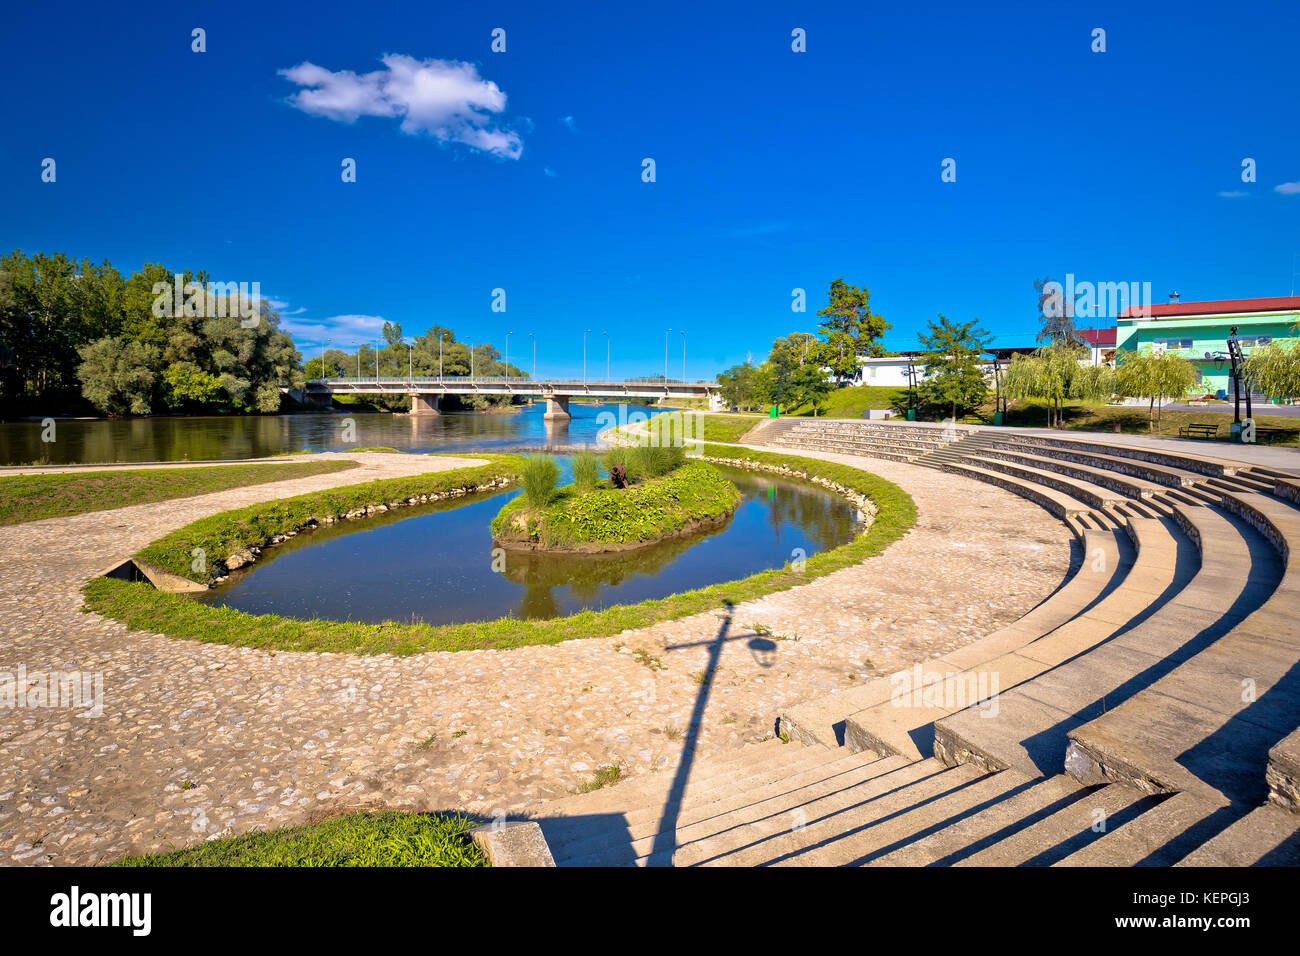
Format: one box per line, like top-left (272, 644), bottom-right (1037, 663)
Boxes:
top-left (1254, 426), bottom-right (1285, 445)
top-left (1178, 422), bottom-right (1219, 440)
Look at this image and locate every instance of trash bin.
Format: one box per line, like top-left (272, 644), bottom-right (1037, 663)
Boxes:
top-left (906, 408), bottom-right (916, 421)
top-left (993, 411), bottom-right (1004, 426)
top-left (769, 405), bottom-right (779, 418)
top-left (1216, 389), bottom-right (1227, 400)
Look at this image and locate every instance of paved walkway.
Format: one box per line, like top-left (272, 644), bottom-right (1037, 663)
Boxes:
top-left (0, 449), bottom-right (1071, 864)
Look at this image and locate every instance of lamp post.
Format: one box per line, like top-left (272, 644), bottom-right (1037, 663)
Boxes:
top-left (603, 331), bottom-right (610, 381)
top-left (319, 339), bottom-right (329, 381)
top-left (529, 332), bottom-right (536, 381)
top-left (355, 344), bottom-right (360, 380)
top-left (506, 330), bottom-right (513, 385)
top-left (680, 329), bottom-right (686, 383)
top-left (438, 333), bottom-right (443, 381)
top-left (665, 328), bottom-right (672, 381)
top-left (584, 328), bottom-right (592, 384)
top-left (407, 341), bottom-right (413, 383)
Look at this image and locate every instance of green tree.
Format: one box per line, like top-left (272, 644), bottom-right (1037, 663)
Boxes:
top-left (815, 278), bottom-right (890, 384)
top-left (161, 364), bottom-right (223, 408)
top-left (717, 360), bottom-right (761, 410)
top-left (76, 337), bottom-right (159, 416)
top-left (784, 362), bottom-right (833, 415)
top-left (1242, 335), bottom-right (1300, 403)
top-left (916, 314), bottom-right (990, 422)
top-left (1002, 343), bottom-right (1090, 428)
top-left (1117, 348), bottom-right (1199, 432)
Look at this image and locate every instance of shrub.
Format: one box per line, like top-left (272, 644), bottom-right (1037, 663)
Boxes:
top-left (521, 454), bottom-right (560, 508)
top-left (571, 450), bottom-right (601, 491)
top-left (631, 443), bottom-right (685, 478)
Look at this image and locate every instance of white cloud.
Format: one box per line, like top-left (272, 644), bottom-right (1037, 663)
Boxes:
top-left (1218, 190), bottom-right (1249, 198)
top-left (1275, 182), bottom-right (1300, 195)
top-left (560, 115), bottom-right (577, 132)
top-left (281, 314), bottom-right (388, 348)
top-left (279, 54), bottom-right (523, 159)
top-left (544, 166), bottom-right (558, 177)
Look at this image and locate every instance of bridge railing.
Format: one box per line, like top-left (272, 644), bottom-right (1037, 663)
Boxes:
top-left (312, 376), bottom-right (716, 387)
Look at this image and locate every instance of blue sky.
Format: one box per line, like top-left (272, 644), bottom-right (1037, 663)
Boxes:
top-left (3, 0), bottom-right (1298, 379)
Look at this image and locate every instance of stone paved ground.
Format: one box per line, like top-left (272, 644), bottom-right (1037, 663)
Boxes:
top-left (0, 448), bottom-right (1072, 864)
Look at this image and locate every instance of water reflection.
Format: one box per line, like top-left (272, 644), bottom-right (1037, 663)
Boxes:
top-left (0, 401), bottom-right (652, 464)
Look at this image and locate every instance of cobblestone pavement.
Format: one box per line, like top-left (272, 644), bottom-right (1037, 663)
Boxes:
top-left (0, 449), bottom-right (1072, 864)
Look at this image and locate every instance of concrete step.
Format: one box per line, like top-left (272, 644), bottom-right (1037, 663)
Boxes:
top-left (1053, 791), bottom-right (1224, 866)
top-left (542, 744), bottom-right (871, 861)
top-left (976, 447), bottom-right (1166, 501)
top-left (867, 772), bottom-right (1086, 866)
top-left (998, 435), bottom-right (1240, 481)
top-left (992, 441), bottom-right (1211, 489)
top-left (598, 753), bottom-right (927, 867)
top-left (937, 461), bottom-right (1093, 522)
top-left (676, 758), bottom-right (986, 867)
top-left (1267, 728), bottom-right (1300, 812)
top-left (1174, 804), bottom-right (1300, 866)
top-left (960, 454), bottom-right (1127, 510)
top-left (780, 530), bottom-right (1131, 750)
top-left (953, 783), bottom-right (1159, 866)
top-left (940, 505), bottom-right (1275, 783)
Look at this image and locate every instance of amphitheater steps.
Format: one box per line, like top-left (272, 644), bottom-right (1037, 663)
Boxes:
top-left (934, 505), bottom-right (1273, 781)
top-left (1062, 492), bottom-right (1300, 807)
top-left (540, 746), bottom-right (894, 866)
top-left (989, 441), bottom-right (1211, 490)
top-left (673, 757), bottom-right (994, 867)
top-left (952, 783), bottom-right (1159, 866)
top-left (975, 447), bottom-right (1167, 502)
top-left (1173, 804), bottom-right (1300, 866)
top-left (780, 529), bottom-right (1131, 750)
top-left (1267, 728), bottom-right (1300, 812)
top-left (1052, 791), bottom-right (1224, 866)
top-left (927, 518), bottom-right (1189, 776)
top-left (936, 461), bottom-right (1093, 531)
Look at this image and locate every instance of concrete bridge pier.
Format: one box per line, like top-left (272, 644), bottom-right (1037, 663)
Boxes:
top-left (543, 395), bottom-right (571, 421)
top-left (410, 393), bottom-right (441, 416)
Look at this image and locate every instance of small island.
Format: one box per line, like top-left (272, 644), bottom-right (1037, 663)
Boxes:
top-left (491, 448), bottom-right (742, 553)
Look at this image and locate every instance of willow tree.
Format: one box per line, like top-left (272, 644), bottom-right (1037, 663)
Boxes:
top-left (1242, 337), bottom-right (1300, 404)
top-left (1001, 343), bottom-right (1092, 428)
top-left (1117, 348), bottom-right (1199, 432)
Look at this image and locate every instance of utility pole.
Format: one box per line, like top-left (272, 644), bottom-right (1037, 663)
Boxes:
top-left (680, 329), bottom-right (686, 382)
top-left (583, 329), bottom-right (592, 384)
top-left (529, 332), bottom-right (536, 381)
top-left (665, 328), bottom-right (672, 381)
top-left (603, 331), bottom-right (609, 381)
top-left (506, 330), bottom-right (513, 385)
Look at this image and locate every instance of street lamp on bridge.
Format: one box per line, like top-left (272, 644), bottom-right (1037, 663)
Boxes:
top-left (603, 331), bottom-right (609, 382)
top-left (680, 329), bottom-right (686, 383)
top-left (665, 328), bottom-right (672, 381)
top-left (506, 330), bottom-right (513, 385)
top-left (529, 332), bottom-right (536, 381)
top-left (583, 328), bottom-right (592, 384)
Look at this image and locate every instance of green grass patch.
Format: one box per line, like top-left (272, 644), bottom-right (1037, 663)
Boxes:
top-left (997, 399), bottom-right (1300, 446)
top-left (0, 460), bottom-right (359, 527)
top-left (786, 385), bottom-right (910, 418)
top-left (491, 460), bottom-right (741, 549)
top-left (114, 811), bottom-right (487, 867)
top-left (82, 446), bottom-right (915, 655)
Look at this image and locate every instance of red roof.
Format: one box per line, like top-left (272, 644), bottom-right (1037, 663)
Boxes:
top-left (1118, 296), bottom-right (1300, 319)
top-left (1077, 327), bottom-right (1117, 347)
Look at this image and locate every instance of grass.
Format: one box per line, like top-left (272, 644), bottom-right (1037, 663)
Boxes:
top-left (575, 766), bottom-right (623, 793)
top-left (998, 398), bottom-right (1300, 446)
top-left (82, 445), bottom-right (916, 655)
top-left (128, 455), bottom-right (523, 584)
top-left (785, 385), bottom-right (910, 419)
top-left (643, 411), bottom-right (763, 444)
top-left (114, 811), bottom-right (487, 867)
top-left (0, 460), bottom-right (359, 527)
top-left (520, 454), bottom-right (561, 508)
top-left (492, 460), bottom-right (741, 549)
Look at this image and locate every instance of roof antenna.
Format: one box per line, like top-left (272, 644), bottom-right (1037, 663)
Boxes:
top-left (1168, 291), bottom-right (1181, 303)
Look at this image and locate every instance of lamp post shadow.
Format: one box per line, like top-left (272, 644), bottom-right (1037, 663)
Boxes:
top-left (648, 601), bottom-right (778, 866)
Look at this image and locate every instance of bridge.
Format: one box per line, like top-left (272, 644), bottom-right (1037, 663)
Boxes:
top-left (303, 376), bottom-right (719, 419)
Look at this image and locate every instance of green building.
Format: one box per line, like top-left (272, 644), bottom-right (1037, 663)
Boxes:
top-left (1116, 296), bottom-right (1300, 395)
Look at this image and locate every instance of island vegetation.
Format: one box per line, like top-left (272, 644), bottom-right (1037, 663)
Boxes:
top-left (491, 449), bottom-right (741, 551)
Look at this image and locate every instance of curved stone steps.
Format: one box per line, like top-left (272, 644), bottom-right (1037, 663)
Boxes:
top-left (977, 447), bottom-right (1167, 501)
top-left (959, 454), bottom-right (1128, 511)
top-left (539, 744), bottom-right (876, 864)
top-left (993, 442), bottom-right (1212, 490)
top-left (999, 435), bottom-right (1242, 481)
top-left (871, 518), bottom-right (1183, 772)
top-left (1052, 791), bottom-right (1224, 866)
top-left (1064, 492), bottom-right (1300, 806)
top-left (936, 462), bottom-right (1093, 533)
top-left (1173, 804), bottom-right (1300, 866)
top-left (780, 529), bottom-right (1132, 750)
top-left (933, 505), bottom-right (1272, 780)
